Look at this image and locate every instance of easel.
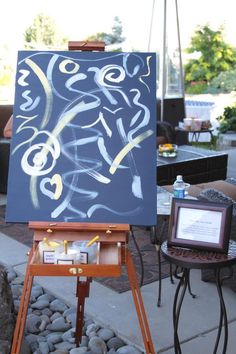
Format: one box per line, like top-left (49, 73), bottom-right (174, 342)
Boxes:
top-left (11, 222), bottom-right (155, 354)
top-left (10, 42), bottom-right (155, 354)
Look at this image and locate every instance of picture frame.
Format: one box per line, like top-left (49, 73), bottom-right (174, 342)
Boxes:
top-left (168, 198), bottom-right (233, 253)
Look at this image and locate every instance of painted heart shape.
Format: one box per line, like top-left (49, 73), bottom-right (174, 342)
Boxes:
top-left (40, 174), bottom-right (63, 200)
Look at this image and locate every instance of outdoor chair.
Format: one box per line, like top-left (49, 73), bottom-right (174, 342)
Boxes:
top-left (157, 121), bottom-right (189, 147)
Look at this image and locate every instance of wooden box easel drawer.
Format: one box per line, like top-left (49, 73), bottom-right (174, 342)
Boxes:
top-left (28, 221), bottom-right (129, 278)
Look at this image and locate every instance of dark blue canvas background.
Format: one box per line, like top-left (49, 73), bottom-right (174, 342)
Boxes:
top-left (6, 51), bottom-right (156, 225)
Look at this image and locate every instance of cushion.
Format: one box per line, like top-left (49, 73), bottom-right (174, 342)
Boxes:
top-left (226, 177), bottom-right (236, 186)
top-left (200, 187), bottom-right (236, 291)
top-left (198, 188), bottom-right (236, 216)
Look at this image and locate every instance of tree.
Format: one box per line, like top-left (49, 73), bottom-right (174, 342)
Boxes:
top-left (184, 25), bottom-right (236, 90)
top-left (24, 13), bottom-right (68, 49)
top-left (86, 16), bottom-right (125, 46)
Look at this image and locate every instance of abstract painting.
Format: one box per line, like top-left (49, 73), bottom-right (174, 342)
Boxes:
top-left (6, 51), bottom-right (156, 225)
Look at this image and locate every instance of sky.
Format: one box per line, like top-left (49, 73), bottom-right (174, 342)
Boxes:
top-left (1, 0), bottom-right (236, 54)
top-left (1, 0), bottom-right (235, 102)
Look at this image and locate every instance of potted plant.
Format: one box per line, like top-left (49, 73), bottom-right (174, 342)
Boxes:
top-left (217, 104), bottom-right (236, 133)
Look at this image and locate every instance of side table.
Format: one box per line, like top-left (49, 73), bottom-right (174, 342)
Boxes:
top-left (161, 240), bottom-right (236, 354)
top-left (175, 127), bottom-right (214, 143)
top-left (154, 186), bottom-right (173, 306)
top-left (154, 187), bottom-right (197, 307)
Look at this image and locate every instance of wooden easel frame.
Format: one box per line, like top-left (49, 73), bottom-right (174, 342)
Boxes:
top-left (11, 222), bottom-right (155, 354)
top-left (10, 42), bottom-right (155, 354)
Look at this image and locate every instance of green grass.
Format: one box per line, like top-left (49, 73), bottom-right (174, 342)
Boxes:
top-left (192, 135), bottom-right (218, 150)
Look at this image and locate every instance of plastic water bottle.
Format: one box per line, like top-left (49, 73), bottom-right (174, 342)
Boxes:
top-left (173, 175), bottom-right (185, 198)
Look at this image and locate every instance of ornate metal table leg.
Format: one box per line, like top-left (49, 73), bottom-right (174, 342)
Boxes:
top-left (156, 218), bottom-right (168, 306)
top-left (156, 243), bottom-right (162, 307)
top-left (187, 276), bottom-right (197, 299)
top-left (173, 268), bottom-right (190, 354)
top-left (213, 268), bottom-right (229, 354)
top-left (170, 263), bottom-right (174, 283)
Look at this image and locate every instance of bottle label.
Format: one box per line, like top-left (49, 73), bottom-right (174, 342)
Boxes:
top-left (173, 189), bottom-right (185, 198)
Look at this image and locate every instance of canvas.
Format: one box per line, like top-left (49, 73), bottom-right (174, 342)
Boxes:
top-left (6, 51), bottom-right (156, 225)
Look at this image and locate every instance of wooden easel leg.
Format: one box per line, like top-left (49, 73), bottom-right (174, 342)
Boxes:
top-left (11, 249), bottom-right (34, 354)
top-left (75, 277), bottom-right (92, 346)
top-left (126, 250), bottom-right (155, 354)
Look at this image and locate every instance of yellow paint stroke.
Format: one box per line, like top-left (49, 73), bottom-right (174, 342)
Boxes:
top-left (139, 56), bottom-right (152, 90)
top-left (26, 59), bottom-right (79, 208)
top-left (109, 129), bottom-right (153, 175)
top-left (12, 114), bottom-right (39, 155)
top-left (50, 173), bottom-right (63, 200)
top-left (30, 107), bottom-right (83, 208)
top-left (41, 101), bottom-right (91, 157)
top-left (25, 58), bottom-right (53, 129)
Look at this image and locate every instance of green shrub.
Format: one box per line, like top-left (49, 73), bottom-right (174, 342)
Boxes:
top-left (217, 104), bottom-right (236, 133)
top-left (208, 69), bottom-right (236, 93)
top-left (185, 81), bottom-right (208, 94)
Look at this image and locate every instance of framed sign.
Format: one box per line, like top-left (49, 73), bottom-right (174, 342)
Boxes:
top-left (6, 51), bottom-right (156, 225)
top-left (168, 198), bottom-right (233, 253)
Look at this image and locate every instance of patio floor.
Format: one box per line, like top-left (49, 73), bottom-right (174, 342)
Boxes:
top-left (0, 145), bottom-right (236, 353)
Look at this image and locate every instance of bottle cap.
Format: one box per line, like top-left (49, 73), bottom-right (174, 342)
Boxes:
top-left (176, 175), bottom-right (183, 181)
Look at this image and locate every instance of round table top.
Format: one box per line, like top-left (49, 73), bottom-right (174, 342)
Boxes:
top-left (176, 127), bottom-right (214, 133)
top-left (161, 240), bottom-right (236, 270)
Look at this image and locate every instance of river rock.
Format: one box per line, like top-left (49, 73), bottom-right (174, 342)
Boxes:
top-left (62, 328), bottom-right (75, 343)
top-left (38, 293), bottom-right (55, 303)
top-left (86, 323), bottom-right (100, 336)
top-left (38, 341), bottom-right (50, 354)
top-left (80, 335), bottom-right (89, 347)
top-left (47, 317), bottom-right (71, 331)
top-left (25, 333), bottom-right (41, 344)
top-left (66, 312), bottom-right (77, 327)
top-left (31, 285), bottom-right (44, 300)
top-left (41, 307), bottom-right (53, 317)
top-left (46, 332), bottom-right (63, 344)
top-left (116, 345), bottom-right (143, 354)
top-left (107, 349), bottom-right (117, 354)
top-left (107, 337), bottom-right (125, 350)
top-left (31, 299), bottom-right (50, 310)
top-left (50, 299), bottom-right (68, 313)
top-left (63, 307), bottom-right (75, 317)
top-left (26, 313), bottom-right (42, 333)
top-left (51, 311), bottom-right (62, 322)
top-left (54, 341), bottom-right (76, 351)
top-left (97, 328), bottom-right (114, 341)
top-left (0, 266), bottom-right (16, 353)
top-left (70, 348), bottom-right (91, 354)
top-left (5, 268), bottom-right (145, 354)
top-left (88, 336), bottom-right (107, 354)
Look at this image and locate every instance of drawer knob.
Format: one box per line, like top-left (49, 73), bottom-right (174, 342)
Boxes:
top-left (69, 268), bottom-right (77, 275)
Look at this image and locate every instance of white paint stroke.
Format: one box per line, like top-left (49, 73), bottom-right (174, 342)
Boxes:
top-left (132, 175), bottom-right (143, 199)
